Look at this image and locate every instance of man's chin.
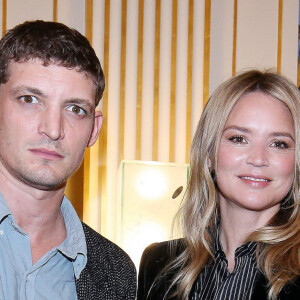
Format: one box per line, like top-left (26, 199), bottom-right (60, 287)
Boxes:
top-left (18, 174), bottom-right (68, 191)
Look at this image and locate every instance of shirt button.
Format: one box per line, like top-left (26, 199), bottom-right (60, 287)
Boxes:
top-left (0, 229), bottom-right (4, 235)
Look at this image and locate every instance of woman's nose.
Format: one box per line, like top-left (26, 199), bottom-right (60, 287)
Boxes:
top-left (246, 143), bottom-right (269, 167)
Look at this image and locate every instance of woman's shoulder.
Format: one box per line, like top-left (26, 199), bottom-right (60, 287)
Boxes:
top-left (137, 239), bottom-right (185, 300)
top-left (141, 239), bottom-right (185, 272)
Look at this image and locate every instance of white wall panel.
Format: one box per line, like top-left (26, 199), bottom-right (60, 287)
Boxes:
top-left (236, 0), bottom-right (278, 72)
top-left (57, 0), bottom-right (85, 34)
top-left (7, 0), bottom-right (52, 29)
top-left (157, 0), bottom-right (172, 162)
top-left (106, 0), bottom-right (122, 240)
top-left (191, 0), bottom-right (205, 137)
top-left (281, 0), bottom-right (298, 83)
top-left (92, 0), bottom-right (105, 65)
top-left (124, 0), bottom-right (139, 160)
top-left (174, 0), bottom-right (189, 163)
top-left (141, 0), bottom-right (156, 161)
top-left (209, 0), bottom-right (234, 94)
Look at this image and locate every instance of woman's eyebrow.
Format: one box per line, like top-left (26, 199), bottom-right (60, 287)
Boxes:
top-left (223, 126), bottom-right (295, 141)
top-left (223, 125), bottom-right (250, 133)
top-left (272, 132), bottom-right (295, 142)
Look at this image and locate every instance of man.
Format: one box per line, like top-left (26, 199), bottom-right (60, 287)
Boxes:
top-left (0, 20), bottom-right (136, 299)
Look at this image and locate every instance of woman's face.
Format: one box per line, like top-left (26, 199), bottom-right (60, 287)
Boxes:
top-left (216, 92), bottom-right (295, 215)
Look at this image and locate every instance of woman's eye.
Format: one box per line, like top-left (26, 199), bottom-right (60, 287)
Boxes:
top-left (271, 140), bottom-right (288, 149)
top-left (67, 105), bottom-right (86, 116)
top-left (19, 95), bottom-right (38, 104)
top-left (228, 135), bottom-right (246, 144)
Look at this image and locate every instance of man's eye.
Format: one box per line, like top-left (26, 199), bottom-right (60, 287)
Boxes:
top-left (271, 140), bottom-right (289, 149)
top-left (228, 135), bottom-right (246, 144)
top-left (19, 95), bottom-right (38, 104)
top-left (67, 105), bottom-right (86, 116)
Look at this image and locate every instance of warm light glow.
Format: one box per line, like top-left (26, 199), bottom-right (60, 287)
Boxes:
top-left (117, 160), bottom-right (189, 268)
top-left (123, 220), bottom-right (168, 268)
top-left (135, 169), bottom-right (168, 200)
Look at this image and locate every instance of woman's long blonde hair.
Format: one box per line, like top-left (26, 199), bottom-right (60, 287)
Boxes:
top-left (163, 70), bottom-right (300, 300)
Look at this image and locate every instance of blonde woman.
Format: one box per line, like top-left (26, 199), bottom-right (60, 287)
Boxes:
top-left (138, 70), bottom-right (300, 300)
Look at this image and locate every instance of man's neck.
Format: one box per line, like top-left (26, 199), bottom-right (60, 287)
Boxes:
top-left (0, 166), bottom-right (67, 263)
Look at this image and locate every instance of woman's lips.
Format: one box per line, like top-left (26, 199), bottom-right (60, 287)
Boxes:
top-left (238, 175), bottom-right (271, 187)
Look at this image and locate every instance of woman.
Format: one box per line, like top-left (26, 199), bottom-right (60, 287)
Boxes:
top-left (137, 70), bottom-right (300, 300)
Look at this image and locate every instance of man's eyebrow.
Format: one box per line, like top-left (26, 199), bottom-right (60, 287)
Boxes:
top-left (10, 85), bottom-right (46, 97)
top-left (65, 98), bottom-right (95, 111)
top-left (10, 86), bottom-right (95, 111)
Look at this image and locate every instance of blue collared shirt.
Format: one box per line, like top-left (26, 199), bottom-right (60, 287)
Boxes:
top-left (0, 194), bottom-right (87, 300)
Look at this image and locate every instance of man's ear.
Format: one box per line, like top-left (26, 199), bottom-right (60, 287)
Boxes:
top-left (87, 111), bottom-right (103, 147)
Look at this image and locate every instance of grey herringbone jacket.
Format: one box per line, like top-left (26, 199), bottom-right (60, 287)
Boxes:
top-left (76, 223), bottom-right (137, 299)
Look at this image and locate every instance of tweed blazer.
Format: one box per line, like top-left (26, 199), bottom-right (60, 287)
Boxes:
top-left (76, 223), bottom-right (137, 300)
top-left (138, 240), bottom-right (300, 300)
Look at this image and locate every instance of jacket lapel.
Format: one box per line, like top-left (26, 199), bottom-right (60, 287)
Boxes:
top-left (250, 271), bottom-right (269, 300)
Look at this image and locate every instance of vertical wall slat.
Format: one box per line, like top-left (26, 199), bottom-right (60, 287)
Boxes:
top-left (203, 0), bottom-right (211, 105)
top-left (53, 0), bottom-right (57, 22)
top-left (186, 0), bottom-right (193, 163)
top-left (277, 0), bottom-right (283, 74)
top-left (191, 0), bottom-right (204, 138)
top-left (85, 0), bottom-right (93, 42)
top-left (157, 0), bottom-right (172, 162)
top-left (232, 0), bottom-right (237, 75)
top-left (281, 0), bottom-right (298, 83)
top-left (152, 0), bottom-right (161, 161)
top-left (2, 0), bottom-right (6, 36)
top-left (136, 0), bottom-right (144, 160)
top-left (106, 0), bottom-right (122, 240)
top-left (119, 0), bottom-right (127, 163)
top-left (99, 0), bottom-right (110, 236)
top-left (83, 0), bottom-right (102, 231)
top-left (141, 0), bottom-right (156, 160)
top-left (124, 0), bottom-right (139, 160)
top-left (174, 0), bottom-right (189, 163)
top-left (169, 0), bottom-right (177, 162)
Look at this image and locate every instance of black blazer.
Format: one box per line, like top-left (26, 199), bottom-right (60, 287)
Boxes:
top-left (76, 223), bottom-right (137, 300)
top-left (138, 240), bottom-right (300, 300)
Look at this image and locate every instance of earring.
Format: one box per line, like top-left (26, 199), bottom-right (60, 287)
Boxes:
top-left (210, 170), bottom-right (216, 181)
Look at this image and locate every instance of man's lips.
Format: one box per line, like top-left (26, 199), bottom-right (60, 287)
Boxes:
top-left (29, 148), bottom-right (64, 160)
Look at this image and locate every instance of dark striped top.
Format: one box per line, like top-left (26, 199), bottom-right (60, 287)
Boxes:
top-left (190, 237), bottom-right (258, 300)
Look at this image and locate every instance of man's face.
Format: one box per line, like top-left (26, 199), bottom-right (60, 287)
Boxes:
top-left (0, 59), bottom-right (102, 190)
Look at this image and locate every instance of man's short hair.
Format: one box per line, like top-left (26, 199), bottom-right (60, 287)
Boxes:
top-left (0, 20), bottom-right (105, 105)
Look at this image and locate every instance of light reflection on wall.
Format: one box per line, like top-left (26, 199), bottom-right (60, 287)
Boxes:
top-left (135, 169), bottom-right (168, 200)
top-left (117, 160), bottom-right (189, 269)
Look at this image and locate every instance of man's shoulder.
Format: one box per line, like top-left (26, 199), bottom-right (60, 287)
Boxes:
top-left (77, 223), bottom-right (137, 300)
top-left (81, 222), bottom-right (134, 269)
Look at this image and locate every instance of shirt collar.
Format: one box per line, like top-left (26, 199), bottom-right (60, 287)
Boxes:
top-left (214, 229), bottom-right (257, 259)
top-left (0, 192), bottom-right (12, 222)
top-left (0, 192), bottom-right (87, 279)
top-left (57, 196), bottom-right (87, 278)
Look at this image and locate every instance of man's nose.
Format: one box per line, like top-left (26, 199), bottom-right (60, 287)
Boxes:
top-left (38, 107), bottom-right (65, 141)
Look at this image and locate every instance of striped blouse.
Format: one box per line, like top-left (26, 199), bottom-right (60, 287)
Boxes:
top-left (190, 237), bottom-right (258, 300)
